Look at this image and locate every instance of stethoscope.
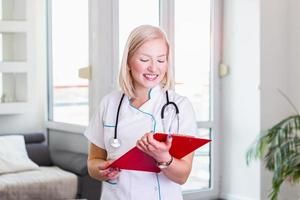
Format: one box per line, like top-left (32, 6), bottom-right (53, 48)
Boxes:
top-left (109, 90), bottom-right (179, 148)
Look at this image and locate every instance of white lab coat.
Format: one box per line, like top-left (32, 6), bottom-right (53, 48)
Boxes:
top-left (84, 85), bottom-right (198, 200)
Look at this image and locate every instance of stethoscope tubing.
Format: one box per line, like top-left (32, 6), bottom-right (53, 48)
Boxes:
top-left (114, 93), bottom-right (125, 140)
top-left (111, 90), bottom-right (179, 148)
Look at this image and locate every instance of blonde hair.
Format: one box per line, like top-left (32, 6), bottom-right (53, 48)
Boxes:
top-left (119, 25), bottom-right (174, 98)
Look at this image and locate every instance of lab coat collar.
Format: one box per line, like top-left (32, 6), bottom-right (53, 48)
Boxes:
top-left (148, 84), bottom-right (164, 100)
top-left (127, 84), bottom-right (164, 112)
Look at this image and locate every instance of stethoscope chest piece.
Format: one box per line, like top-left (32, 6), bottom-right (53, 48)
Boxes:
top-left (110, 138), bottom-right (121, 148)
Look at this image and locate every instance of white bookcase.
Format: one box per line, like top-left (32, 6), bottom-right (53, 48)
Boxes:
top-left (0, 0), bottom-right (33, 114)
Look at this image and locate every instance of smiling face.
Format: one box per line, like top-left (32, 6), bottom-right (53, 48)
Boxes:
top-left (128, 38), bottom-right (168, 94)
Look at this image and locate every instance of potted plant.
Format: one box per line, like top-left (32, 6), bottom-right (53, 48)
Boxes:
top-left (246, 90), bottom-right (300, 200)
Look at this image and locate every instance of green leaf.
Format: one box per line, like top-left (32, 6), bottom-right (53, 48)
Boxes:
top-left (246, 115), bottom-right (300, 200)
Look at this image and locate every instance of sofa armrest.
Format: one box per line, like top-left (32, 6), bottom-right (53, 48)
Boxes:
top-left (26, 143), bottom-right (52, 166)
top-left (50, 150), bottom-right (88, 176)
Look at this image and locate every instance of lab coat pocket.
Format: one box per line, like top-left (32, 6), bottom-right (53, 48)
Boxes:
top-left (102, 180), bottom-right (120, 199)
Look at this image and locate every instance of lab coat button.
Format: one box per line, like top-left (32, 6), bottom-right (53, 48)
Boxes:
top-left (154, 186), bottom-right (158, 191)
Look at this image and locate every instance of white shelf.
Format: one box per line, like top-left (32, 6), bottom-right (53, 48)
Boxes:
top-left (0, 21), bottom-right (28, 32)
top-left (0, 0), bottom-right (33, 115)
top-left (0, 102), bottom-right (29, 114)
top-left (0, 62), bottom-right (28, 72)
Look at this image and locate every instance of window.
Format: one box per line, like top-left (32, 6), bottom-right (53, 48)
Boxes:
top-left (48, 0), bottom-right (89, 126)
top-left (119, 0), bottom-right (159, 64)
top-left (118, 0), bottom-right (219, 197)
top-left (174, 0), bottom-right (212, 191)
top-left (47, 0), bottom-right (220, 198)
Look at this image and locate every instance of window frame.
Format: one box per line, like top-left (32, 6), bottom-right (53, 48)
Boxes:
top-left (46, 0), bottom-right (54, 122)
top-left (160, 0), bottom-right (222, 199)
top-left (46, 0), bottom-right (90, 130)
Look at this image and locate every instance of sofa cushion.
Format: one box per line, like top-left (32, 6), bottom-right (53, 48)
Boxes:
top-left (0, 135), bottom-right (39, 174)
top-left (51, 150), bottom-right (88, 176)
top-left (0, 166), bottom-right (78, 200)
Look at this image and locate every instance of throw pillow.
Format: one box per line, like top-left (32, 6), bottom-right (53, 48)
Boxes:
top-left (0, 135), bottom-right (39, 174)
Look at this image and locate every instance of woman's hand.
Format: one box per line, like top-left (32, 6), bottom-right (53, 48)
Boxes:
top-left (136, 133), bottom-right (173, 162)
top-left (97, 160), bottom-right (120, 181)
top-left (87, 143), bottom-right (120, 182)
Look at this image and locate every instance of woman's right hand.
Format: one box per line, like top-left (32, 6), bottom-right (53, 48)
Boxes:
top-left (87, 143), bottom-right (121, 182)
top-left (97, 160), bottom-right (120, 181)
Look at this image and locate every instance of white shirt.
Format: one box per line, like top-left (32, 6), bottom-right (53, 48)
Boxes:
top-left (84, 85), bottom-right (198, 200)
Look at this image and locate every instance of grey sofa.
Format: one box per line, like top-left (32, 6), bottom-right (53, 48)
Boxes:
top-left (5, 133), bottom-right (102, 200)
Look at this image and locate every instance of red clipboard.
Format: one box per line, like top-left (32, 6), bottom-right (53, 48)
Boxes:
top-left (108, 133), bottom-right (211, 173)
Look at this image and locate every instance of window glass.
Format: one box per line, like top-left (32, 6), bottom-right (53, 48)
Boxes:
top-left (119, 0), bottom-right (159, 64)
top-left (174, 0), bottom-right (211, 122)
top-left (49, 0), bottom-right (89, 125)
top-left (174, 0), bottom-right (212, 191)
top-left (182, 128), bottom-right (211, 191)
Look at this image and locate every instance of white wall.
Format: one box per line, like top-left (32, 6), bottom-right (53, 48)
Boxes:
top-left (0, 0), bottom-right (47, 134)
top-left (260, 0), bottom-right (290, 199)
top-left (220, 0), bottom-right (261, 199)
top-left (280, 0), bottom-right (300, 199)
top-left (288, 0), bottom-right (300, 111)
top-left (221, 0), bottom-right (300, 199)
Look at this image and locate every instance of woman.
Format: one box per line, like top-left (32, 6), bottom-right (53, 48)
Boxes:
top-left (84, 25), bottom-right (198, 200)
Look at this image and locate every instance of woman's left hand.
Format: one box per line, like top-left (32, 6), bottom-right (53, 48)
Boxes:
top-left (136, 133), bottom-right (173, 162)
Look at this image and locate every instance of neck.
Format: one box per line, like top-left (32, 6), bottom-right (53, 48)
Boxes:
top-left (131, 87), bottom-right (150, 108)
top-left (134, 89), bottom-right (149, 100)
